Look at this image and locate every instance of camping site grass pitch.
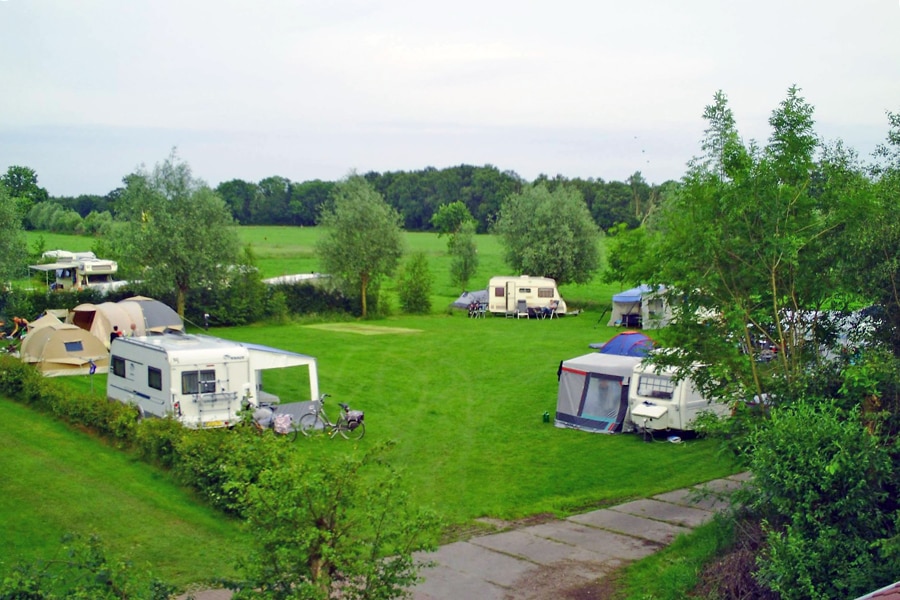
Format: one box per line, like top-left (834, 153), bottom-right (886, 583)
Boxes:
top-left (211, 312), bottom-right (737, 527)
top-left (0, 397), bottom-right (246, 588)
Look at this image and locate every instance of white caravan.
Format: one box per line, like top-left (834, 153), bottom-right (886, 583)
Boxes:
top-left (487, 276), bottom-right (567, 316)
top-left (107, 333), bottom-right (319, 429)
top-left (626, 362), bottom-right (730, 433)
top-left (29, 250), bottom-right (129, 294)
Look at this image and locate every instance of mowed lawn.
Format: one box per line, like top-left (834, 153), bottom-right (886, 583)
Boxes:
top-left (212, 313), bottom-right (736, 524)
top-left (0, 398), bottom-right (247, 587)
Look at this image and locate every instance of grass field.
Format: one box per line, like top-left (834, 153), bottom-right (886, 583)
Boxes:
top-left (6, 227), bottom-right (738, 590)
top-left (0, 398), bottom-right (246, 588)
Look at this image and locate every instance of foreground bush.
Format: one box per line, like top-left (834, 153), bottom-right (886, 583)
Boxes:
top-left (0, 533), bottom-right (175, 600)
top-left (745, 400), bottom-right (900, 598)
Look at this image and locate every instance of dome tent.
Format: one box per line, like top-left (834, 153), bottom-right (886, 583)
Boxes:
top-left (119, 296), bottom-right (183, 333)
top-left (68, 302), bottom-right (133, 349)
top-left (590, 330), bottom-right (656, 357)
top-left (20, 314), bottom-right (109, 377)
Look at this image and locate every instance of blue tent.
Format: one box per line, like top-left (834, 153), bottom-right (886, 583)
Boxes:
top-left (590, 330), bottom-right (655, 357)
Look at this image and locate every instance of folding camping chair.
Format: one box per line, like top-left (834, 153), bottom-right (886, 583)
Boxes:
top-left (516, 299), bottom-right (529, 319)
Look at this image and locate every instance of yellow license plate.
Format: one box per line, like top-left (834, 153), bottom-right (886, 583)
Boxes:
top-left (204, 420), bottom-right (225, 428)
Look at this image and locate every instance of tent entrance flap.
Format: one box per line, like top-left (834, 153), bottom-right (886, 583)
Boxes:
top-left (555, 368), bottom-right (629, 433)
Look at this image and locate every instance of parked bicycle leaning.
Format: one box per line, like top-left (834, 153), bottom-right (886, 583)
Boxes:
top-left (298, 394), bottom-right (365, 440)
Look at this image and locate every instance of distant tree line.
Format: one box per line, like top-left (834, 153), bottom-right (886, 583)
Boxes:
top-left (36, 164), bottom-right (667, 234)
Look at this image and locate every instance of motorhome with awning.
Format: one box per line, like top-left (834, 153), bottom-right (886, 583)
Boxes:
top-left (107, 332), bottom-right (319, 429)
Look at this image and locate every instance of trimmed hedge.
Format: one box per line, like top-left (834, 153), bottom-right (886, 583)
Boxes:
top-left (0, 355), bottom-right (288, 516)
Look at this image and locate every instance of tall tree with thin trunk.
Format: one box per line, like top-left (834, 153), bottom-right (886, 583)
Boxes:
top-left (0, 184), bottom-right (27, 283)
top-left (316, 175), bottom-right (404, 318)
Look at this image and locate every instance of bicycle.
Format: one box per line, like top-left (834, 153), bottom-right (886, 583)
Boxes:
top-left (297, 394), bottom-right (365, 440)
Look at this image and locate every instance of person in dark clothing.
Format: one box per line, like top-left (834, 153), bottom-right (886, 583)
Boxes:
top-left (110, 326), bottom-right (121, 346)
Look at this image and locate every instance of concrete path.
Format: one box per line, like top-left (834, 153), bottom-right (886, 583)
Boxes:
top-left (410, 473), bottom-right (749, 600)
top-left (178, 473), bottom-right (749, 600)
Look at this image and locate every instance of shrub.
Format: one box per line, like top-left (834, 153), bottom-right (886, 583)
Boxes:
top-left (397, 251), bottom-right (433, 314)
top-left (746, 400), bottom-right (899, 598)
top-left (0, 533), bottom-right (175, 600)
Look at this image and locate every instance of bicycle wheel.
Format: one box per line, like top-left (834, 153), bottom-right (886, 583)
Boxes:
top-left (339, 420), bottom-right (365, 440)
top-left (298, 413), bottom-right (324, 437)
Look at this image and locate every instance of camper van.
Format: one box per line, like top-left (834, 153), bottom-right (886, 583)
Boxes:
top-left (487, 276), bottom-right (567, 316)
top-left (29, 250), bottom-right (128, 294)
top-left (626, 362), bottom-right (729, 432)
top-left (107, 333), bottom-right (320, 429)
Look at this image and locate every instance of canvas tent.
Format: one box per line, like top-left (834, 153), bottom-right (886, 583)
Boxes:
top-left (607, 285), bottom-right (671, 329)
top-left (119, 297), bottom-right (183, 333)
top-left (69, 298), bottom-right (183, 348)
top-left (20, 314), bottom-right (109, 376)
top-left (69, 302), bottom-right (133, 349)
top-left (590, 330), bottom-right (655, 357)
top-left (556, 352), bottom-right (642, 434)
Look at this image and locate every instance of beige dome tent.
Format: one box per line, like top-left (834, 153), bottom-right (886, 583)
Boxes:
top-left (68, 302), bottom-right (133, 349)
top-left (119, 297), bottom-right (183, 333)
top-left (20, 315), bottom-right (109, 377)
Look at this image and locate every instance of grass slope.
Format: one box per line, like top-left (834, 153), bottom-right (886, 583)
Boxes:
top-left (0, 398), bottom-right (246, 588)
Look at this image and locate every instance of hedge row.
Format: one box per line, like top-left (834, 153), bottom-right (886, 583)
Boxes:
top-left (0, 355), bottom-right (291, 516)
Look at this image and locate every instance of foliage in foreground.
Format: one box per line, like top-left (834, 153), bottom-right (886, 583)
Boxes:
top-left (744, 401), bottom-right (899, 599)
top-left (1, 356), bottom-right (439, 599)
top-left (0, 533), bottom-right (175, 600)
top-left (231, 442), bottom-right (440, 600)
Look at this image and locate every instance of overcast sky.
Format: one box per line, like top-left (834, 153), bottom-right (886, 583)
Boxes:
top-left (1, 0), bottom-right (898, 196)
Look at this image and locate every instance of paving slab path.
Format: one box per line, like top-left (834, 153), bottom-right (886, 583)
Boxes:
top-left (178, 473), bottom-right (749, 600)
top-left (411, 472), bottom-right (750, 600)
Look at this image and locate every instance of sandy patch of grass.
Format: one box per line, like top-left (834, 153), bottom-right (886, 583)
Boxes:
top-left (303, 323), bottom-right (423, 335)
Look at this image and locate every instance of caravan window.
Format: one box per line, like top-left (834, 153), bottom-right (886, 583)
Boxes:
top-left (494, 287), bottom-right (505, 297)
top-left (636, 374), bottom-right (675, 399)
top-left (518, 287), bottom-right (532, 294)
top-left (182, 369), bottom-right (217, 394)
top-left (111, 356), bottom-right (126, 378)
top-left (538, 288), bottom-right (554, 298)
top-left (148, 367), bottom-right (162, 391)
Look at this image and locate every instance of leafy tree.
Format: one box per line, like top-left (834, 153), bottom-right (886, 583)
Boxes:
top-left (233, 443), bottom-right (439, 600)
top-left (623, 88), bottom-right (900, 598)
top-left (111, 149), bottom-right (241, 317)
top-left (848, 111), bottom-right (900, 357)
top-left (432, 202), bottom-right (479, 290)
top-left (0, 183), bottom-right (27, 283)
top-left (397, 251), bottom-right (433, 314)
top-left (633, 87), bottom-right (860, 402)
top-left (1, 165), bottom-right (49, 218)
top-left (430, 201), bottom-right (471, 236)
top-left (316, 175), bottom-right (404, 318)
top-left (217, 178), bottom-right (260, 224)
top-left (448, 220), bottom-right (479, 291)
top-left (494, 183), bottom-right (600, 285)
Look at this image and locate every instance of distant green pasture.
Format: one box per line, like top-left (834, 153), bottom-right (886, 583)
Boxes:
top-left (25, 227), bottom-right (620, 313)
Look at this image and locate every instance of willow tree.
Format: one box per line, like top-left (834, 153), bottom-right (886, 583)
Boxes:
top-left (112, 150), bottom-right (240, 317)
top-left (494, 184), bottom-right (600, 285)
top-left (316, 175), bottom-right (404, 318)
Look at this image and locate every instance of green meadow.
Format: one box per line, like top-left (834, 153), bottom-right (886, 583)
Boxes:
top-left (4, 227), bottom-right (738, 588)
